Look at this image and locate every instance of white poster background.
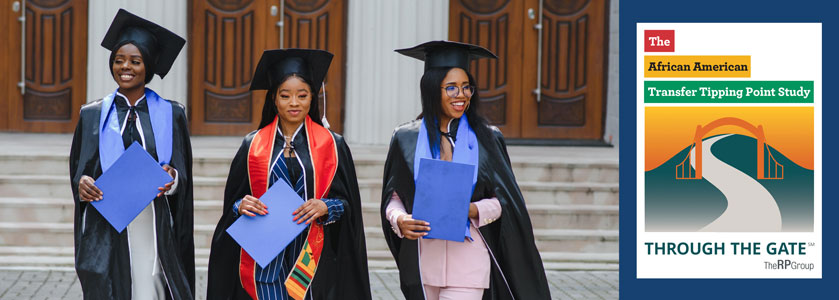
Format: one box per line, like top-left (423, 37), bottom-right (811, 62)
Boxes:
top-left (636, 23), bottom-right (822, 278)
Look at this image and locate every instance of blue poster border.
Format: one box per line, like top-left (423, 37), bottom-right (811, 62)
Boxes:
top-left (619, 0), bottom-right (837, 298)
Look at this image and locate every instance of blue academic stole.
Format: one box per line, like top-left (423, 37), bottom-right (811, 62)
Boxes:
top-left (98, 88), bottom-right (173, 171)
top-left (414, 115), bottom-right (479, 239)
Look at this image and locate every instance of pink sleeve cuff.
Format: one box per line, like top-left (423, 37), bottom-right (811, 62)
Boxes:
top-left (385, 191), bottom-right (408, 238)
top-left (470, 197), bottom-right (501, 228)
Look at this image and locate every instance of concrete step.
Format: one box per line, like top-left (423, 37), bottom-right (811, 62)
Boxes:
top-left (361, 202), bottom-right (618, 230)
top-left (0, 246), bottom-right (617, 271)
top-left (0, 175), bottom-right (619, 206)
top-left (532, 229), bottom-right (620, 253)
top-left (518, 182), bottom-right (619, 205)
top-left (364, 227), bottom-right (618, 254)
top-left (0, 223), bottom-right (76, 248)
top-left (0, 148), bottom-right (618, 184)
top-left (0, 154), bottom-right (69, 176)
top-left (0, 197), bottom-right (225, 227)
top-left (0, 246), bottom-right (211, 269)
top-left (361, 251), bottom-right (619, 270)
top-left (543, 262), bottom-right (619, 271)
top-left (0, 222), bottom-right (216, 251)
top-left (345, 250), bottom-right (619, 271)
top-left (359, 180), bottom-right (619, 206)
top-left (0, 175), bottom-right (75, 199)
top-left (0, 223), bottom-right (617, 255)
top-left (0, 197), bottom-right (618, 231)
top-left (510, 161), bottom-right (618, 184)
top-left (0, 175), bottom-right (241, 202)
top-left (193, 155), bottom-right (396, 181)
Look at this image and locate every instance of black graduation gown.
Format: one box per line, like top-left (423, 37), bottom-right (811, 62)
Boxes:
top-left (206, 125), bottom-right (371, 300)
top-left (379, 120), bottom-right (551, 300)
top-left (68, 98), bottom-right (195, 299)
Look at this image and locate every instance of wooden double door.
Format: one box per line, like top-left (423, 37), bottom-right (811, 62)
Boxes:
top-left (450, 0), bottom-right (609, 140)
top-left (189, 0), bottom-right (608, 141)
top-left (189, 0), bottom-right (346, 135)
top-left (1, 0), bottom-right (88, 133)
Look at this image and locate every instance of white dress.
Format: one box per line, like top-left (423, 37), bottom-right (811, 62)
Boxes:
top-left (127, 203), bottom-right (167, 299)
top-left (118, 92), bottom-right (172, 299)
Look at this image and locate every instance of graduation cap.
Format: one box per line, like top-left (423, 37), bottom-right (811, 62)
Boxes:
top-left (395, 40), bottom-right (497, 71)
top-left (250, 49), bottom-right (333, 91)
top-left (101, 9), bottom-right (185, 79)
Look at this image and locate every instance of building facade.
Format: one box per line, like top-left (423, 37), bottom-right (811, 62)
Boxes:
top-left (1, 0), bottom-right (618, 146)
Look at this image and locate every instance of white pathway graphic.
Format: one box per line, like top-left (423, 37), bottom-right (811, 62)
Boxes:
top-left (690, 134), bottom-right (782, 232)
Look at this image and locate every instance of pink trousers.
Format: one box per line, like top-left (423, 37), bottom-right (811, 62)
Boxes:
top-left (423, 285), bottom-right (484, 300)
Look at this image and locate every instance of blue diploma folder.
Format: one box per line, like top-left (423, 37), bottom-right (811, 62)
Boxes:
top-left (226, 179), bottom-right (308, 268)
top-left (92, 142), bottom-right (173, 233)
top-left (412, 158), bottom-right (477, 242)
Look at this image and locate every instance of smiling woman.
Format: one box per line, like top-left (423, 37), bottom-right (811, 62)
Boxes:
top-left (207, 49), bottom-right (371, 299)
top-left (68, 8), bottom-right (194, 299)
top-left (381, 40), bottom-right (551, 300)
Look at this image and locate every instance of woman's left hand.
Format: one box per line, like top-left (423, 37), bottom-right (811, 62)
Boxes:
top-left (293, 199), bottom-right (328, 224)
top-left (156, 164), bottom-right (176, 197)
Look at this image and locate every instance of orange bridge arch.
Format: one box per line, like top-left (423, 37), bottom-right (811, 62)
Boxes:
top-left (678, 117), bottom-right (782, 180)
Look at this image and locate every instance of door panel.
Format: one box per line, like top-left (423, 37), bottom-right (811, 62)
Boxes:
top-left (282, 0), bottom-right (347, 134)
top-left (521, 0), bottom-right (607, 139)
top-left (189, 0), bottom-right (271, 135)
top-left (3, 0), bottom-right (87, 133)
top-left (1, 3), bottom-right (10, 130)
top-left (449, 0), bottom-right (524, 138)
top-left (450, 0), bottom-right (608, 141)
top-left (190, 0), bottom-right (346, 136)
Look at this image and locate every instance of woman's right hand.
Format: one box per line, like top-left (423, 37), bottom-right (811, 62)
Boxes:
top-left (239, 195), bottom-right (268, 217)
top-left (397, 214), bottom-right (430, 240)
top-left (78, 175), bottom-right (102, 202)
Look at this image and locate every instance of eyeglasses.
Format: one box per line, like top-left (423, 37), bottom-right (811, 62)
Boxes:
top-left (441, 85), bottom-right (475, 98)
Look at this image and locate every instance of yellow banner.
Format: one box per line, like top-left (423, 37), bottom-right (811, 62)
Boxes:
top-left (644, 56), bottom-right (751, 78)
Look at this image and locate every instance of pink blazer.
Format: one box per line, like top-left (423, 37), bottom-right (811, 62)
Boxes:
top-left (386, 192), bottom-right (502, 288)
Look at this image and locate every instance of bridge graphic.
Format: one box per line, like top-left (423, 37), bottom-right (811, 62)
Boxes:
top-left (675, 117), bottom-right (783, 180)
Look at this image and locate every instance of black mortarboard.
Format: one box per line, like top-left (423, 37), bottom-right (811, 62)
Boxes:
top-left (250, 49), bottom-right (333, 91)
top-left (395, 40), bottom-right (497, 71)
top-left (101, 9), bottom-right (186, 79)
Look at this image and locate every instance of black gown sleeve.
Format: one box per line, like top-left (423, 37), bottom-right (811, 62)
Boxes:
top-left (378, 125), bottom-right (426, 300)
top-left (314, 134), bottom-right (371, 299)
top-left (69, 102), bottom-right (104, 250)
top-left (380, 130), bottom-right (410, 257)
top-left (70, 108), bottom-right (85, 205)
top-left (479, 128), bottom-right (551, 299)
top-left (70, 102), bottom-right (103, 204)
top-left (209, 131), bottom-right (371, 300)
top-left (379, 122), bottom-right (551, 300)
top-left (168, 103), bottom-right (196, 294)
top-left (207, 134), bottom-right (255, 300)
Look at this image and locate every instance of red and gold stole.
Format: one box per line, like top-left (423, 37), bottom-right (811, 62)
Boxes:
top-left (239, 115), bottom-right (339, 300)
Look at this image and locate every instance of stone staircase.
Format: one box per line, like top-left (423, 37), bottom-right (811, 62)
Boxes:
top-left (0, 133), bottom-right (618, 271)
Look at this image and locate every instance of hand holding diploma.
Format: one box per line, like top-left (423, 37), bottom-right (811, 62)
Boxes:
top-left (89, 143), bottom-right (175, 232)
top-left (226, 179), bottom-right (309, 267)
top-left (411, 158), bottom-right (477, 242)
top-left (83, 163), bottom-right (176, 202)
top-left (155, 164), bottom-right (177, 197)
top-left (239, 196), bottom-right (327, 224)
top-left (78, 175), bottom-right (103, 202)
top-left (397, 214), bottom-right (431, 240)
top-left (239, 195), bottom-right (268, 217)
top-left (398, 203), bottom-right (478, 240)
top-left (292, 199), bottom-right (328, 224)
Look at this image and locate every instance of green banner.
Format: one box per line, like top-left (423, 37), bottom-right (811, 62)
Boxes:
top-left (644, 81), bottom-right (814, 103)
